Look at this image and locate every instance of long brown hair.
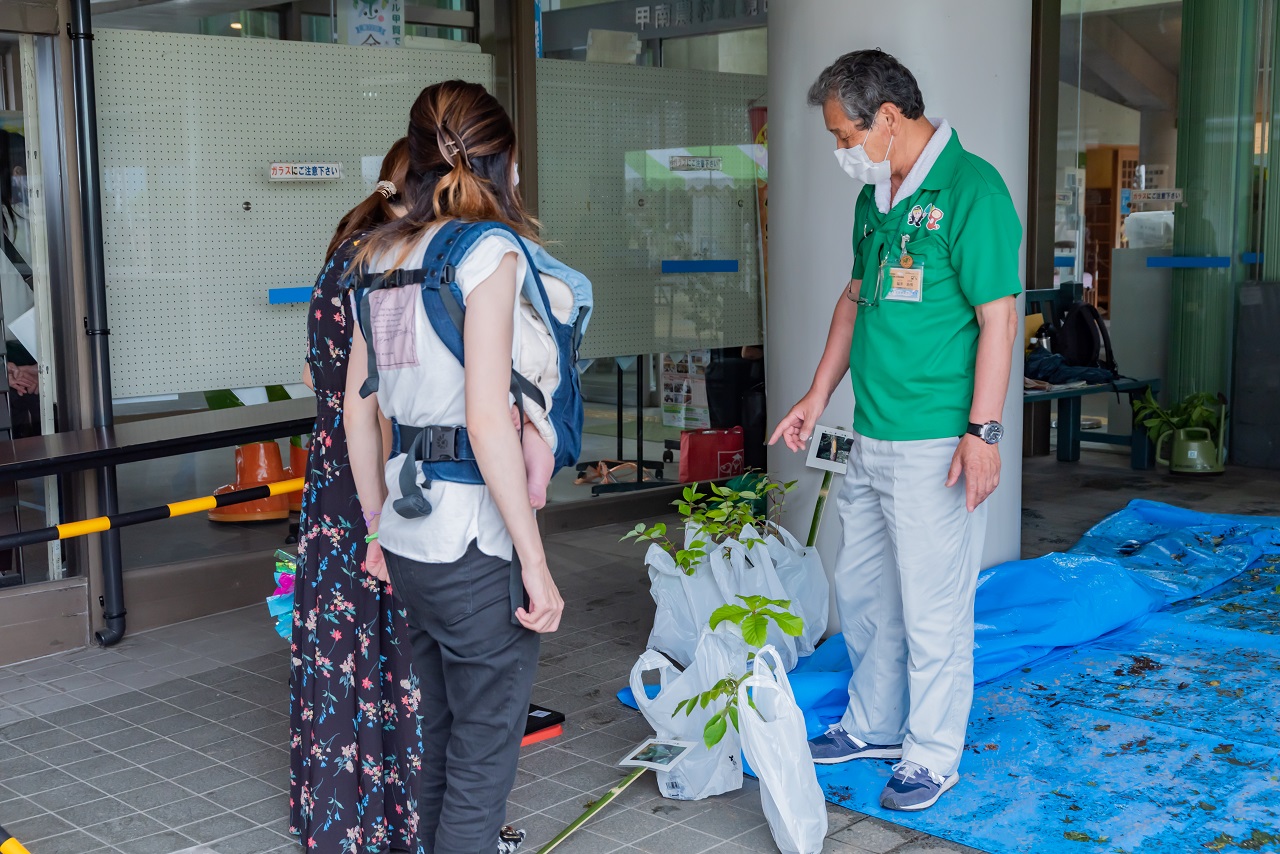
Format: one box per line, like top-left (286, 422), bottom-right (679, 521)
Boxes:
top-left (325, 137), bottom-right (410, 262)
top-left (355, 80), bottom-right (538, 270)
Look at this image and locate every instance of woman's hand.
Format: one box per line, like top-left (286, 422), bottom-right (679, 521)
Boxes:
top-left (364, 536), bottom-right (390, 583)
top-left (516, 560), bottom-right (563, 633)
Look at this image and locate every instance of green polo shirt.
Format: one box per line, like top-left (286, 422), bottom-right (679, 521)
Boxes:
top-left (848, 131), bottom-right (1022, 441)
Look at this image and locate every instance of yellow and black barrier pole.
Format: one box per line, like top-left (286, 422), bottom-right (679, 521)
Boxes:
top-left (0, 478), bottom-right (304, 552)
top-left (0, 823), bottom-right (32, 854)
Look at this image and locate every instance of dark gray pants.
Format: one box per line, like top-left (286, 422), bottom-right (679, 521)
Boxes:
top-left (385, 543), bottom-right (539, 854)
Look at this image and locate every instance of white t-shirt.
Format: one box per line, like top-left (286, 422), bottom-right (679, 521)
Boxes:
top-left (366, 224), bottom-right (526, 565)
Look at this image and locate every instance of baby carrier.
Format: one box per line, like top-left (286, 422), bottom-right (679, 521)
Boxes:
top-left (351, 220), bottom-right (593, 519)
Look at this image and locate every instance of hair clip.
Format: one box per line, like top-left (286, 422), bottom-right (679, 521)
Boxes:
top-left (436, 128), bottom-right (470, 168)
top-left (375, 180), bottom-right (396, 198)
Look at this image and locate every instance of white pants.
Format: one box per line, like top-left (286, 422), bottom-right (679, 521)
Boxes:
top-left (834, 433), bottom-right (987, 777)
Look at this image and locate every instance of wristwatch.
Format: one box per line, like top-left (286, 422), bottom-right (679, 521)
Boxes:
top-left (966, 421), bottom-right (1004, 445)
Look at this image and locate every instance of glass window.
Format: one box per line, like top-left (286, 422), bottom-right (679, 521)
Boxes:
top-left (662, 28), bottom-right (765, 75)
top-left (301, 13), bottom-right (334, 44)
top-left (199, 10), bottom-right (281, 39)
top-left (536, 58), bottom-right (767, 495)
top-left (406, 24), bottom-right (469, 42)
top-left (0, 33), bottom-right (65, 585)
top-left (1049, 0), bottom-right (1279, 456)
top-left (407, 0), bottom-right (472, 9)
top-left (92, 27), bottom-right (497, 564)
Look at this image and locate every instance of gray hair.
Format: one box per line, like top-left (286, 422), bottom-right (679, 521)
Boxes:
top-left (807, 49), bottom-right (925, 128)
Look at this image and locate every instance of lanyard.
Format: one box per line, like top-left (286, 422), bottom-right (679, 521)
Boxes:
top-left (855, 191), bottom-right (936, 308)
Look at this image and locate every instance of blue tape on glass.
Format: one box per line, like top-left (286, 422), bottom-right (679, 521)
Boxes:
top-left (269, 287), bottom-right (312, 304)
top-left (1242, 252), bottom-right (1264, 265)
top-left (661, 260), bottom-right (740, 274)
top-left (1053, 256), bottom-right (1075, 268)
top-left (1145, 256), bottom-right (1231, 269)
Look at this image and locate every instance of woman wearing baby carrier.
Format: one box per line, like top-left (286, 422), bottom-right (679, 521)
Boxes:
top-left (345, 80), bottom-right (566, 854)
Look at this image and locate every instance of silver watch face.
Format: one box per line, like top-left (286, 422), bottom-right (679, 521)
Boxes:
top-left (981, 422), bottom-right (1004, 444)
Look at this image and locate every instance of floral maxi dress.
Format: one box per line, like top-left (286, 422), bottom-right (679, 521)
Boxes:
top-left (290, 239), bottom-right (422, 853)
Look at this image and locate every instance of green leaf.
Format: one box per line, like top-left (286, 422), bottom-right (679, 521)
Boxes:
top-left (652, 522), bottom-right (667, 538)
top-left (704, 712), bottom-right (728, 748)
top-left (726, 702), bottom-right (740, 732)
top-left (771, 611), bottom-right (805, 637)
top-left (741, 614), bottom-right (769, 648)
top-left (709, 604), bottom-right (751, 629)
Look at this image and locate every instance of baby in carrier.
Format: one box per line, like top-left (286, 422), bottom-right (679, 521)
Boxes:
top-left (512, 265), bottom-right (576, 508)
top-left (354, 221), bottom-right (590, 517)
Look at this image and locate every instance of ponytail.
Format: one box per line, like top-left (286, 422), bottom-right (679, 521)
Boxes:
top-left (325, 137), bottom-right (409, 263)
top-left (355, 80), bottom-right (539, 273)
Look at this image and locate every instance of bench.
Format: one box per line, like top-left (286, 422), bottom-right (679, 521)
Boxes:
top-left (0, 397), bottom-right (315, 481)
top-left (1024, 284), bottom-right (1160, 470)
top-left (0, 398), bottom-right (315, 598)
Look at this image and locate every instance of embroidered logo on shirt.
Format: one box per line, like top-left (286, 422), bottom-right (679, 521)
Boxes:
top-left (907, 204), bottom-right (926, 228)
top-left (926, 206), bottom-right (945, 231)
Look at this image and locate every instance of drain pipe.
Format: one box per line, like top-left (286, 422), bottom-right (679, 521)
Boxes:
top-left (68, 0), bottom-right (126, 647)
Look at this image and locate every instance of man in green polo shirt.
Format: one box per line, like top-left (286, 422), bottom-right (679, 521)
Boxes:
top-left (769, 49), bottom-right (1021, 811)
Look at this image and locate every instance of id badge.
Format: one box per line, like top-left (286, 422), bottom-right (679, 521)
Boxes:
top-left (885, 265), bottom-right (924, 303)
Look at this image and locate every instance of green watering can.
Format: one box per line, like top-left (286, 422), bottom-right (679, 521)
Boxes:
top-left (1156, 409), bottom-right (1227, 475)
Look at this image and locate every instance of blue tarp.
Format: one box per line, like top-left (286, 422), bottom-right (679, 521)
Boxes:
top-left (620, 500), bottom-right (1280, 853)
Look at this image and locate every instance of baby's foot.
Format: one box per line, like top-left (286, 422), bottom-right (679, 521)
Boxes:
top-left (522, 425), bottom-right (555, 509)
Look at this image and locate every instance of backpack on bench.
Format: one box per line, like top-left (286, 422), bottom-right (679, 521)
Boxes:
top-left (350, 220), bottom-right (593, 519)
top-left (1044, 300), bottom-right (1118, 376)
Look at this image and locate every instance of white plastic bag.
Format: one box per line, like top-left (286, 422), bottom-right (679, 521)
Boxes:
top-left (630, 625), bottom-right (747, 800)
top-left (739, 646), bottom-right (828, 854)
top-left (645, 525), bottom-right (727, 667)
top-left (708, 527), bottom-right (799, 671)
top-left (764, 526), bottom-right (830, 657)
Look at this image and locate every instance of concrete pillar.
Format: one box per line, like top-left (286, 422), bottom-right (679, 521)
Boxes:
top-left (766, 0), bottom-right (1032, 617)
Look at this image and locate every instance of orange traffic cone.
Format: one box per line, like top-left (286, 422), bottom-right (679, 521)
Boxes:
top-left (287, 438), bottom-right (309, 513)
top-left (208, 441), bottom-right (290, 522)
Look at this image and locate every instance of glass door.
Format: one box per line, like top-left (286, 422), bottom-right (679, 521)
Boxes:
top-left (0, 32), bottom-right (63, 586)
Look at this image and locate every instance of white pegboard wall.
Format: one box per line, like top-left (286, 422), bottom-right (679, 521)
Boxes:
top-left (95, 30), bottom-right (493, 397)
top-left (536, 59), bottom-right (766, 360)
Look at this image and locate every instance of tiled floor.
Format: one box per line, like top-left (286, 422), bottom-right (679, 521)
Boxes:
top-left (0, 522), bottom-right (982, 854)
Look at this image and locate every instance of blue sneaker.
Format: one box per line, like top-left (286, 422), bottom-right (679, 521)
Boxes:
top-left (879, 761), bottom-right (959, 811)
top-left (807, 724), bottom-right (904, 764)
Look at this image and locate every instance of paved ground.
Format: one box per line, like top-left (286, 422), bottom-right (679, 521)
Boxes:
top-left (0, 523), bottom-right (981, 854)
top-left (4, 449), bottom-right (1276, 853)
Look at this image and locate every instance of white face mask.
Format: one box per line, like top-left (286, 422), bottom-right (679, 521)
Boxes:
top-left (834, 123), bottom-right (893, 185)
top-left (513, 162), bottom-right (520, 187)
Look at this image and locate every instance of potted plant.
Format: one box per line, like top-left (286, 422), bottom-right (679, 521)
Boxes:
top-left (675, 595), bottom-right (802, 747)
top-left (622, 475), bottom-right (796, 575)
top-left (1132, 390), bottom-right (1228, 474)
top-left (622, 473), bottom-right (829, 670)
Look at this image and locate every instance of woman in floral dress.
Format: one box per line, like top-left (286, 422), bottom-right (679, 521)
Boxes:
top-left (290, 140), bottom-right (423, 854)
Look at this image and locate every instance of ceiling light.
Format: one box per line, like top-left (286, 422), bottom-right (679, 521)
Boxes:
top-left (230, 21), bottom-right (243, 29)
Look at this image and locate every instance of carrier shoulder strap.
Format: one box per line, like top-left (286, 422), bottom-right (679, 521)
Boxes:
top-left (418, 222), bottom-right (548, 412)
